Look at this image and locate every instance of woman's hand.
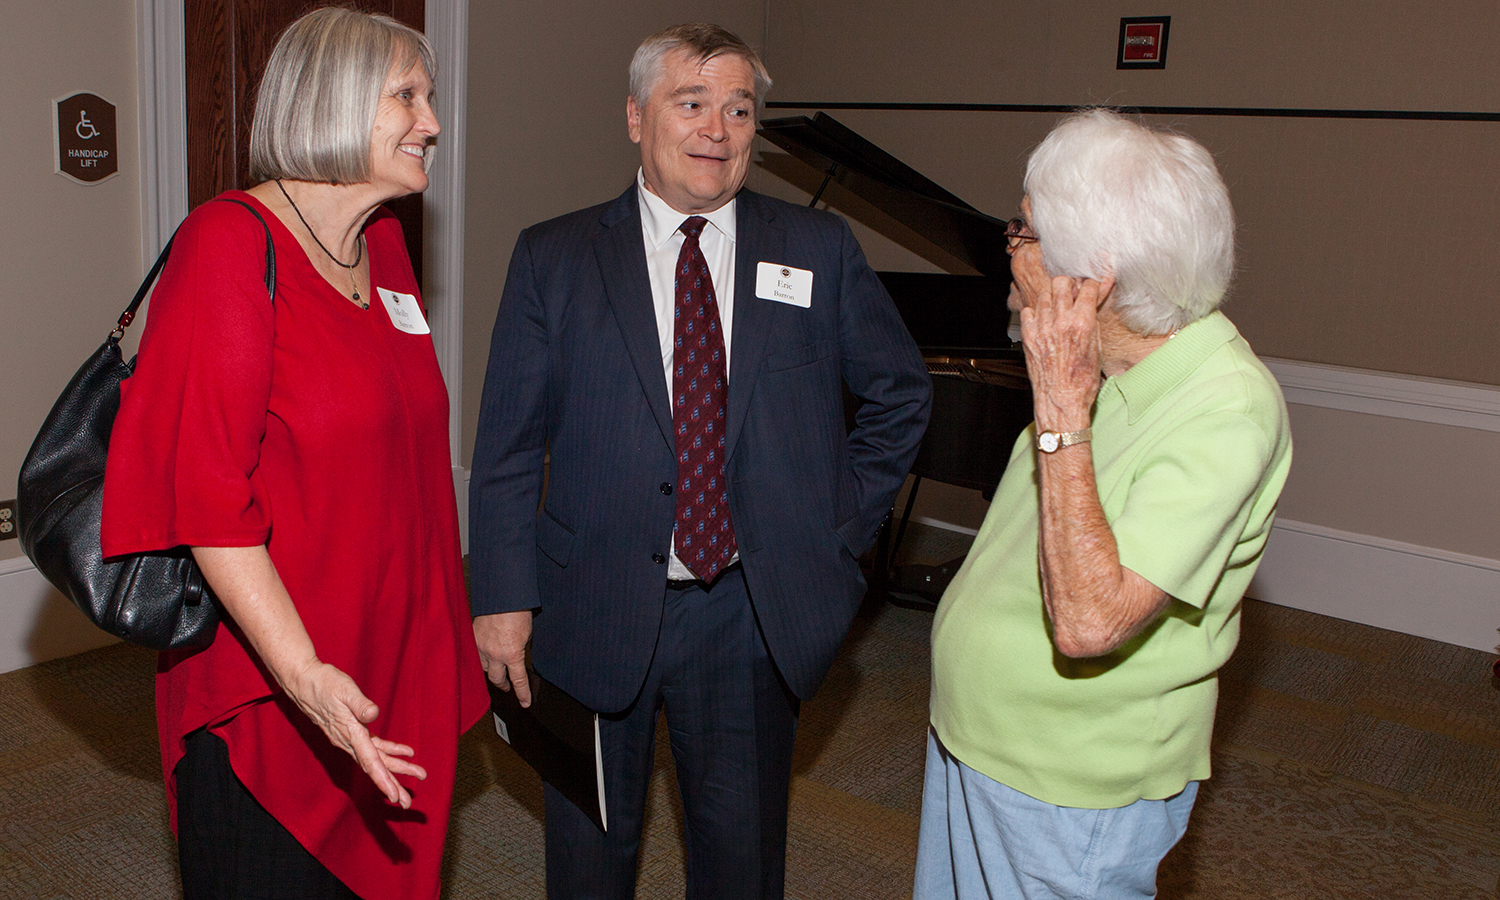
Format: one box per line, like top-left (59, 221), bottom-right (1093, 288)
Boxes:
top-left (1009, 262), bottom-right (1168, 658)
top-left (190, 546), bottom-right (424, 808)
top-left (281, 658), bottom-right (427, 809)
top-left (1018, 272), bottom-right (1113, 432)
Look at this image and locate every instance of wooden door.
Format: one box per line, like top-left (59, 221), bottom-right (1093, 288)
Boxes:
top-left (184, 0), bottom-right (427, 286)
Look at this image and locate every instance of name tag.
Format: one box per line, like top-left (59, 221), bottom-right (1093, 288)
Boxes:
top-left (755, 262), bottom-right (813, 308)
top-left (377, 287), bottom-right (430, 335)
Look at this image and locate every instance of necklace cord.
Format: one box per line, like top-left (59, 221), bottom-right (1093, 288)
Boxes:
top-left (274, 179), bottom-right (366, 305)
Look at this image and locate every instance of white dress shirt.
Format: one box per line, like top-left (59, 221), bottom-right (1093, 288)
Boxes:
top-left (636, 170), bottom-right (740, 581)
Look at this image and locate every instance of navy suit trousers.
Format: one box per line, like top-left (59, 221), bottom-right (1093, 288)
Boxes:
top-left (543, 567), bottom-right (800, 900)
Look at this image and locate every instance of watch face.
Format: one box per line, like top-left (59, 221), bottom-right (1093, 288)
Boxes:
top-left (1038, 432), bottom-right (1060, 453)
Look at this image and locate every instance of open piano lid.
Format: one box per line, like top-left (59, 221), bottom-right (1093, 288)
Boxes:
top-left (758, 111), bottom-right (1016, 360)
top-left (757, 111), bottom-right (1013, 280)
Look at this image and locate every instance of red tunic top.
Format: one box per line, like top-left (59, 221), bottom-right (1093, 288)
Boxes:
top-left (101, 193), bottom-right (488, 900)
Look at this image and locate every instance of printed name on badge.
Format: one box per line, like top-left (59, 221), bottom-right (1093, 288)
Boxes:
top-left (377, 288), bottom-right (430, 335)
top-left (755, 262), bottom-right (813, 308)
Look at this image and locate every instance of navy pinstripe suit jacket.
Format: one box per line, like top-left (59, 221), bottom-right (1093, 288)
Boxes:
top-left (469, 186), bottom-right (931, 712)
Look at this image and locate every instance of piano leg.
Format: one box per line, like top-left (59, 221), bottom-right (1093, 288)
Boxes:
top-left (889, 475), bottom-right (922, 564)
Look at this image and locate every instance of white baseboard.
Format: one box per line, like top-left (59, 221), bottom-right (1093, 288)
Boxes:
top-left (0, 557), bottom-right (119, 675)
top-left (905, 513), bottom-right (1498, 654)
top-left (909, 515), bottom-right (978, 537)
top-left (1248, 518), bottom-right (1499, 654)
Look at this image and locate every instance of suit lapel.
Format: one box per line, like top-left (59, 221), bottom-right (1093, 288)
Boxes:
top-left (726, 192), bottom-right (784, 460)
top-left (594, 188), bottom-right (675, 448)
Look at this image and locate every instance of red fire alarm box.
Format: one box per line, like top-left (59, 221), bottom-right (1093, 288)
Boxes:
top-left (1118, 17), bottom-right (1170, 69)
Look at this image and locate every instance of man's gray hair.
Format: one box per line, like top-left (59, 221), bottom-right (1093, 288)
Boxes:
top-left (629, 23), bottom-right (772, 112)
top-left (1024, 108), bottom-right (1235, 335)
top-left (249, 7), bottom-right (437, 184)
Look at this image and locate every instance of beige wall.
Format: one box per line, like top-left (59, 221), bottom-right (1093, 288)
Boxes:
top-left (1276, 404), bottom-right (1500, 560)
top-left (760, 110), bottom-right (1500, 386)
top-left (764, 1), bottom-right (1500, 386)
top-left (765, 1), bottom-right (1500, 110)
top-left (2, 0), bottom-right (142, 563)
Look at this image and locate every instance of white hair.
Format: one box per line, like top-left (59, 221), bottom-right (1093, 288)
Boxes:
top-left (628, 23), bottom-right (772, 113)
top-left (249, 7), bottom-right (437, 184)
top-left (1024, 108), bottom-right (1235, 335)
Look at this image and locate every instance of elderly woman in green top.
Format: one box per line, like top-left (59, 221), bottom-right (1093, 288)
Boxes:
top-left (915, 108), bottom-right (1292, 900)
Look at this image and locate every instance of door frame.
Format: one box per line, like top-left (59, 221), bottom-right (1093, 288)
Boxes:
top-left (135, 0), bottom-right (470, 473)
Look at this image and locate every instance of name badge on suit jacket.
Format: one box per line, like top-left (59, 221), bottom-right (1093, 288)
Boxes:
top-left (756, 262), bottom-right (813, 308)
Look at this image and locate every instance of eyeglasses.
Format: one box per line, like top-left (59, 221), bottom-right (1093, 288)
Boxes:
top-left (1005, 217), bottom-right (1038, 253)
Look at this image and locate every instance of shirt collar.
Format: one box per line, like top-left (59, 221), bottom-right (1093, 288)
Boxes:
top-left (1106, 311), bottom-right (1241, 423)
top-left (636, 169), bottom-right (737, 250)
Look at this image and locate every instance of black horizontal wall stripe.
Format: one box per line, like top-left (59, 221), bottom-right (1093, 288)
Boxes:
top-left (763, 101), bottom-right (1500, 123)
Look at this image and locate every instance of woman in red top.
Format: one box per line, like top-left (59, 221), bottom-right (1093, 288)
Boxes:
top-left (101, 8), bottom-right (487, 899)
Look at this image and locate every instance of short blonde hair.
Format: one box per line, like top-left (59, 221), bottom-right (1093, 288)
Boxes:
top-left (249, 7), bottom-right (436, 184)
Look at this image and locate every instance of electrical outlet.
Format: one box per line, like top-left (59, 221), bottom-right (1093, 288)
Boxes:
top-left (0, 499), bottom-right (16, 541)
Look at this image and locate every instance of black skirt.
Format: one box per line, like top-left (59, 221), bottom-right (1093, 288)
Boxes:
top-left (174, 728), bottom-right (360, 900)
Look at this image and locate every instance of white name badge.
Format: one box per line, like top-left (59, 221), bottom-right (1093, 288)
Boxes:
top-left (755, 262), bottom-right (813, 308)
top-left (377, 287), bottom-right (430, 335)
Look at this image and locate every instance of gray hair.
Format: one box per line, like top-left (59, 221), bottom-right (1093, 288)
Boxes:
top-left (628, 23), bottom-right (772, 112)
top-left (249, 7), bottom-right (437, 184)
top-left (1024, 108), bottom-right (1235, 335)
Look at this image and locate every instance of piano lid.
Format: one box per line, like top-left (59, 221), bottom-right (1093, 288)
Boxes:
top-left (757, 112), bottom-right (1012, 279)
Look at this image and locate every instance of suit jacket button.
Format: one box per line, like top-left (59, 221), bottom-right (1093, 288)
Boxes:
top-left (659, 482), bottom-right (673, 495)
top-left (652, 553), bottom-right (666, 564)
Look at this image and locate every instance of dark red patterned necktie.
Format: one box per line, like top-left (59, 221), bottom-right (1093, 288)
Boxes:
top-left (672, 216), bottom-right (736, 581)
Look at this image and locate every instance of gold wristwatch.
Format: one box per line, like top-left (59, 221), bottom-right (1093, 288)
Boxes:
top-left (1036, 428), bottom-right (1092, 453)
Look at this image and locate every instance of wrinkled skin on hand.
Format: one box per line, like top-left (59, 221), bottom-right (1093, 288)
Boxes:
top-left (1008, 234), bottom-right (1113, 433)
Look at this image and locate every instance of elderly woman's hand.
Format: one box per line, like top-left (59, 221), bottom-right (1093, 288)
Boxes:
top-left (1019, 273), bottom-right (1114, 433)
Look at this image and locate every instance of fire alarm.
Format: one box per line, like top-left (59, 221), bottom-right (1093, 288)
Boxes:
top-left (1118, 17), bottom-right (1170, 70)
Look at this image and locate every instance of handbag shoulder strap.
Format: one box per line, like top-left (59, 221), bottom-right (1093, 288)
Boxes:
top-left (112, 196), bottom-right (278, 340)
top-left (217, 198), bottom-right (277, 301)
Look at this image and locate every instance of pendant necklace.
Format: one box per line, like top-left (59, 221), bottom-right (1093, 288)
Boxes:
top-left (275, 179), bottom-right (367, 307)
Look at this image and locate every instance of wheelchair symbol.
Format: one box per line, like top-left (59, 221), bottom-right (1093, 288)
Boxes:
top-left (76, 111), bottom-right (100, 139)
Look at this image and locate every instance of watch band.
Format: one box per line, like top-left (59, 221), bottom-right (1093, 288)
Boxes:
top-left (1036, 428), bottom-right (1092, 453)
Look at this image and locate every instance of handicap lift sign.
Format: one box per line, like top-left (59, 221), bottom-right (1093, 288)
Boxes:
top-left (54, 92), bottom-right (117, 184)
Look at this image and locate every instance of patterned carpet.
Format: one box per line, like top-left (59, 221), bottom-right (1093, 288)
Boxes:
top-left (1, 526), bottom-right (1497, 898)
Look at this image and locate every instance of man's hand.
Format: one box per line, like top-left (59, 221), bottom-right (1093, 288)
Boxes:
top-left (473, 611), bottom-right (534, 707)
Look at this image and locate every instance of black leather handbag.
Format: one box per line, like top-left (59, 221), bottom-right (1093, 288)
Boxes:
top-left (16, 199), bottom-right (276, 651)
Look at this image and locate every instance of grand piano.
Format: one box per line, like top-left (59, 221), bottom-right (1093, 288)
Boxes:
top-left (757, 112), bottom-right (1035, 605)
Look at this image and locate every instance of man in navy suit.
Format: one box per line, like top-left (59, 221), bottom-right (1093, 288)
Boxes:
top-left (469, 23), bottom-right (930, 900)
